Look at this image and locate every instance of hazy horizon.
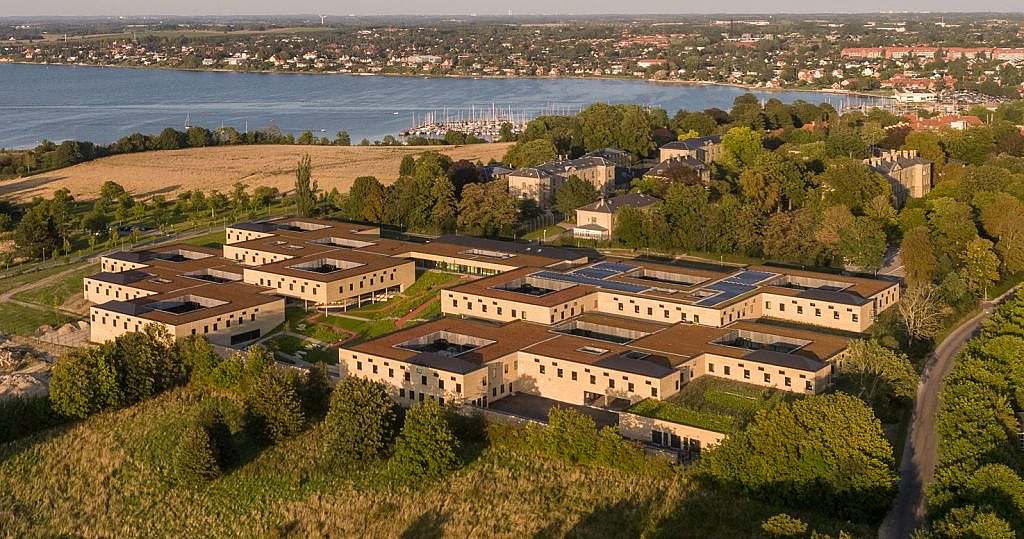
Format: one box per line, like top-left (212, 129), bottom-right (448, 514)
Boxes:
top-left (1, 1), bottom-right (1022, 17)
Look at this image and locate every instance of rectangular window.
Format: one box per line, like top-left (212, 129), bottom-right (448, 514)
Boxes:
top-left (421, 375), bottom-right (427, 386)
top-left (651, 387), bottom-right (658, 397)
top-left (852, 313), bottom-right (859, 322)
top-left (590, 375), bottom-right (596, 384)
top-left (723, 365), bottom-right (731, 376)
top-left (805, 380), bottom-right (813, 391)
top-left (785, 377), bottom-right (792, 387)
top-left (608, 379), bottom-right (615, 389)
top-left (539, 365), bottom-right (546, 374)
top-left (557, 368), bottom-right (563, 378)
top-left (356, 361), bottom-right (362, 371)
top-left (456, 383), bottom-right (462, 392)
top-left (797, 306), bottom-right (803, 314)
top-left (628, 382), bottom-right (635, 392)
top-left (744, 369), bottom-right (750, 379)
top-left (571, 371), bottom-right (578, 381)
top-left (764, 373), bottom-right (771, 382)
top-left (708, 363), bottom-right (715, 373)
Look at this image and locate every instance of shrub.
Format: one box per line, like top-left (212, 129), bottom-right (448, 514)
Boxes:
top-left (762, 513), bottom-right (808, 537)
top-left (172, 420), bottom-right (221, 485)
top-left (0, 395), bottom-right (63, 443)
top-left (391, 400), bottom-right (459, 480)
top-left (543, 407), bottom-right (598, 463)
top-left (300, 363), bottom-right (332, 421)
top-left (49, 325), bottom-right (184, 419)
top-left (245, 367), bottom-right (306, 443)
top-left (322, 377), bottom-right (397, 464)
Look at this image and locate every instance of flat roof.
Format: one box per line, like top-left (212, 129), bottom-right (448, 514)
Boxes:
top-left (345, 318), bottom-right (555, 374)
top-left (92, 281), bottom-right (282, 325)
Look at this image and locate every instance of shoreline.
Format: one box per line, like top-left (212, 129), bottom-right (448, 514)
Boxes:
top-left (0, 60), bottom-right (893, 101)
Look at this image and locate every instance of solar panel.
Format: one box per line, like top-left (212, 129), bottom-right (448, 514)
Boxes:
top-left (592, 261), bottom-right (636, 273)
top-left (694, 281), bottom-right (757, 306)
top-left (533, 271), bottom-right (649, 294)
top-left (573, 267), bottom-right (619, 280)
top-left (726, 270), bottom-right (778, 286)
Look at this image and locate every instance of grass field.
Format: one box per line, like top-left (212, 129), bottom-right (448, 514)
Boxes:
top-left (0, 386), bottom-right (874, 538)
top-left (12, 263), bottom-right (97, 308)
top-left (0, 144), bottom-right (513, 203)
top-left (183, 230), bottom-right (227, 249)
top-left (627, 378), bottom-right (795, 434)
top-left (0, 302), bottom-right (73, 336)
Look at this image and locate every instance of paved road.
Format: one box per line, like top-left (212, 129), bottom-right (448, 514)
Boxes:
top-left (879, 285), bottom-right (1021, 538)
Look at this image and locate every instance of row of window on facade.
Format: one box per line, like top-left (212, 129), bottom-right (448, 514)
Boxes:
top-left (534, 357), bottom-right (668, 397)
top-left (707, 361), bottom-right (813, 391)
top-left (765, 301), bottom-right (858, 322)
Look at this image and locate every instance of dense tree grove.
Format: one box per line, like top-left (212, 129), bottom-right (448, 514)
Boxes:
top-left (922, 291), bottom-right (1024, 537)
top-left (698, 393), bottom-right (898, 521)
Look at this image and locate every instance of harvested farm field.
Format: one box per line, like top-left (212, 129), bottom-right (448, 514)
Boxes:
top-left (0, 143), bottom-right (513, 202)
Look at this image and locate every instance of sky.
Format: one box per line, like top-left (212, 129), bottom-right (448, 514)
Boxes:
top-left (1, 0), bottom-right (1022, 17)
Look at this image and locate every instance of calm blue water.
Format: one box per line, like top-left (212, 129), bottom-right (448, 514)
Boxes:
top-left (0, 63), bottom-right (885, 149)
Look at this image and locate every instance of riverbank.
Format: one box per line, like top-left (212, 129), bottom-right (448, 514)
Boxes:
top-left (0, 60), bottom-right (894, 101)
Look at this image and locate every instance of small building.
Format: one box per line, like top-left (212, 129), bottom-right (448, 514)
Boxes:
top-left (574, 193), bottom-right (661, 241)
top-left (659, 135), bottom-right (723, 164)
top-left (865, 149), bottom-right (933, 204)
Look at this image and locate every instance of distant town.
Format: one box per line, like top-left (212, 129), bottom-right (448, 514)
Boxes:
top-left (3, 13), bottom-right (1024, 108)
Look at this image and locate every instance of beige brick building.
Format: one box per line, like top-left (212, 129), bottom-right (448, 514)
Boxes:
top-left (658, 135), bottom-right (723, 164)
top-left (573, 193), bottom-right (661, 241)
top-left (865, 149), bottom-right (933, 205)
top-left (507, 156), bottom-right (616, 209)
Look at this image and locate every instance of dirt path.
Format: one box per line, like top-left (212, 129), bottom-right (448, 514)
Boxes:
top-left (879, 285), bottom-right (1022, 539)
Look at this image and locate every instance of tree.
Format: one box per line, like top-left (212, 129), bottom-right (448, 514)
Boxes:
top-left (815, 205), bottom-right (855, 253)
top-left (457, 182), bottom-right (518, 237)
top-left (554, 176), bottom-right (600, 219)
top-left (334, 130), bottom-right (351, 146)
top-left (698, 394), bottom-right (897, 520)
top-left (322, 377), bottom-right (398, 464)
top-left (835, 340), bottom-right (917, 421)
top-left (246, 367), bottom-right (306, 443)
top-left (614, 206), bottom-right (649, 250)
top-left (902, 226), bottom-right (937, 286)
top-left (398, 155), bottom-right (416, 177)
top-left (429, 176), bottom-right (457, 234)
top-left (929, 506), bottom-right (1015, 539)
top-left (897, 285), bottom-right (950, 342)
top-left (344, 176), bottom-right (386, 223)
top-left (503, 138), bottom-right (557, 168)
top-left (13, 205), bottom-right (59, 260)
top-left (738, 152), bottom-right (805, 212)
top-left (839, 216), bottom-right (887, 272)
top-left (719, 126), bottom-right (765, 174)
top-left (156, 128), bottom-right (186, 150)
top-left (818, 159), bottom-right (890, 214)
top-left (761, 514), bottom-right (808, 538)
top-left (172, 418), bottom-right (221, 485)
top-left (762, 209), bottom-right (823, 266)
top-left (391, 400), bottom-right (460, 480)
top-left (962, 237), bottom-right (1000, 297)
top-left (293, 154), bottom-right (319, 217)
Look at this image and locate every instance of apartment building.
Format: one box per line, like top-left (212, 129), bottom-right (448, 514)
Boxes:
top-left (865, 149), bottom-right (933, 204)
top-left (573, 193), bottom-right (661, 241)
top-left (441, 259), bottom-right (899, 333)
top-left (658, 135), bottom-right (723, 164)
top-left (507, 156), bottom-right (616, 209)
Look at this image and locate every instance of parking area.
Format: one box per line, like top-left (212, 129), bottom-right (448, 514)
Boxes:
top-left (488, 393), bottom-right (619, 429)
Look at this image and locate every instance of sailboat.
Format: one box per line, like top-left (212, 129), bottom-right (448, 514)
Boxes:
top-left (184, 112), bottom-right (193, 129)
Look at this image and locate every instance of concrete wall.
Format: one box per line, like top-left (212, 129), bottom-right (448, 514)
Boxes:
top-left (83, 277), bottom-right (157, 304)
top-left (618, 411), bottom-right (727, 450)
top-left (225, 227), bottom-right (275, 245)
top-left (441, 289), bottom-right (596, 325)
top-left (691, 352), bottom-right (835, 394)
top-left (223, 245), bottom-right (295, 266)
top-left (243, 261), bottom-right (414, 306)
top-left (515, 351), bottom-right (682, 406)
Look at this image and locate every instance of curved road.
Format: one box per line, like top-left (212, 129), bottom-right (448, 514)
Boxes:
top-left (879, 285), bottom-right (1021, 538)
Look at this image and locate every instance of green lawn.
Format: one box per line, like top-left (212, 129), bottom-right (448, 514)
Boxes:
top-left (522, 224), bottom-right (566, 242)
top-left (0, 303), bottom-right (74, 336)
top-left (13, 263), bottom-right (98, 308)
top-left (627, 377), bottom-right (795, 434)
top-left (346, 270), bottom-right (458, 320)
top-left (183, 230), bottom-right (227, 248)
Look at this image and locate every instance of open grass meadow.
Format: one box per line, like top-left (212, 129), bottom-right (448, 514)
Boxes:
top-left (0, 386), bottom-right (875, 538)
top-left (12, 263), bottom-right (98, 308)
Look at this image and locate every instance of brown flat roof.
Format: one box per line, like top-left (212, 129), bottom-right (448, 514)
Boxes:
top-left (93, 281), bottom-right (282, 325)
top-left (631, 321), bottom-right (848, 372)
top-left (251, 248), bottom-right (412, 283)
top-left (444, 267), bottom-right (596, 307)
top-left (345, 318), bottom-right (555, 374)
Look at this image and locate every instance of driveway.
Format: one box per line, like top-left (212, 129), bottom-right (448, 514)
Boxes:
top-left (879, 285), bottom-right (1021, 538)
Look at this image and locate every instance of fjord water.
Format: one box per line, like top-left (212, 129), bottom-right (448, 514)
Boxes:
top-left (0, 63), bottom-right (884, 149)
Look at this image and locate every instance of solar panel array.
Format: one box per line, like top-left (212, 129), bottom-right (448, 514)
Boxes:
top-left (592, 261), bottom-right (637, 273)
top-left (694, 270), bottom-right (779, 307)
top-left (532, 271), bottom-right (649, 294)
